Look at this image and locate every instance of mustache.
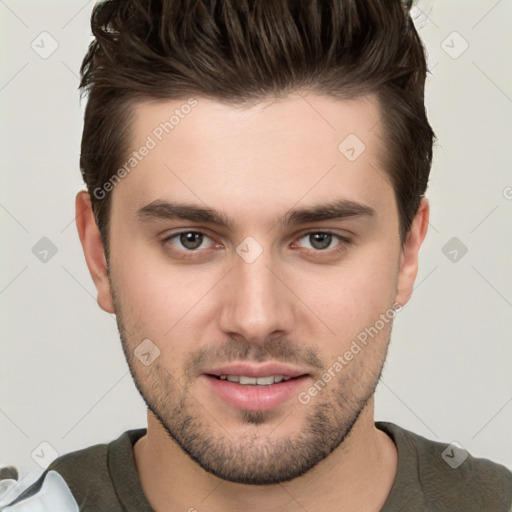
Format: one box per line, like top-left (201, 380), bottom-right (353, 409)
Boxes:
top-left (185, 335), bottom-right (325, 376)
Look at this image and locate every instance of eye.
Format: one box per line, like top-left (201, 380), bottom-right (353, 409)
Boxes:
top-left (165, 231), bottom-right (213, 251)
top-left (295, 231), bottom-right (349, 252)
top-left (161, 230), bottom-right (350, 260)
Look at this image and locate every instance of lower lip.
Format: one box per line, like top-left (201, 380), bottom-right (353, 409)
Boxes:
top-left (202, 375), bottom-right (310, 411)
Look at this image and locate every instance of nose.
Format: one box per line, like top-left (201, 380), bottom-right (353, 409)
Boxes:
top-left (217, 245), bottom-right (296, 345)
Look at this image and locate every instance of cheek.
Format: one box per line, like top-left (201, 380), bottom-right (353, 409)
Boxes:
top-left (304, 241), bottom-right (400, 346)
top-left (113, 265), bottom-right (212, 342)
top-left (109, 228), bottom-right (206, 318)
top-left (109, 241), bottom-right (220, 369)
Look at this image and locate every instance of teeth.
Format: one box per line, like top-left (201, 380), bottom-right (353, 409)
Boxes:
top-left (253, 376), bottom-right (274, 386)
top-left (239, 376), bottom-right (257, 385)
top-left (218, 375), bottom-right (292, 385)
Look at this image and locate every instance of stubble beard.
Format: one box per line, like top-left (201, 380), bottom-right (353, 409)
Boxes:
top-left (111, 286), bottom-right (390, 485)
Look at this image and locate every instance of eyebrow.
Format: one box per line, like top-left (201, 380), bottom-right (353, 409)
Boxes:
top-left (137, 198), bottom-right (375, 229)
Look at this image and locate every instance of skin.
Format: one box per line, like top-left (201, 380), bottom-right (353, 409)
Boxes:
top-left (76, 92), bottom-right (429, 512)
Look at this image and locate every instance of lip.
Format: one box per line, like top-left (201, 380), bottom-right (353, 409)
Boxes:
top-left (202, 362), bottom-right (311, 411)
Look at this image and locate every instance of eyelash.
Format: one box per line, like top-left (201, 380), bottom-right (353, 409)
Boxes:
top-left (161, 230), bottom-right (351, 259)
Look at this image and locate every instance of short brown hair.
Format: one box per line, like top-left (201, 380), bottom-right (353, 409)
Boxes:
top-left (79, 0), bottom-right (435, 246)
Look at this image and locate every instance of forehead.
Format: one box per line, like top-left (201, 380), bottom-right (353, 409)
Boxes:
top-left (115, 92), bottom-right (393, 227)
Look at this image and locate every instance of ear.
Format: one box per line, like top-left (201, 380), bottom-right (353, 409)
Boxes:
top-left (395, 197), bottom-right (430, 307)
top-left (75, 191), bottom-right (115, 314)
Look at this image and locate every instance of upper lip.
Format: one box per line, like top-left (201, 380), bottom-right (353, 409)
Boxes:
top-left (204, 362), bottom-right (309, 379)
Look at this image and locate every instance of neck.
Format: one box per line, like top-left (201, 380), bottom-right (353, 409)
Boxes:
top-left (133, 398), bottom-right (397, 512)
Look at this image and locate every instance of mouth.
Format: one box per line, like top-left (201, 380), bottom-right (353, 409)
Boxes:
top-left (210, 374), bottom-right (294, 385)
top-left (202, 363), bottom-right (311, 411)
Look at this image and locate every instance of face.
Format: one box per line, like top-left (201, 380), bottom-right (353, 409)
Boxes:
top-left (82, 92), bottom-right (424, 485)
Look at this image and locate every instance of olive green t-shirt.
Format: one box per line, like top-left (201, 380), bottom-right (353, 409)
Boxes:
top-left (12, 422), bottom-right (512, 511)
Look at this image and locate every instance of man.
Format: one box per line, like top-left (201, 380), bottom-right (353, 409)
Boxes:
top-left (1, 0), bottom-right (511, 510)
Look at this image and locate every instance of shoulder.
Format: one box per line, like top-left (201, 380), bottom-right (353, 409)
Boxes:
top-left (1, 429), bottom-right (146, 512)
top-left (47, 429), bottom-right (146, 511)
top-left (47, 439), bottom-right (111, 510)
top-left (378, 421), bottom-right (512, 511)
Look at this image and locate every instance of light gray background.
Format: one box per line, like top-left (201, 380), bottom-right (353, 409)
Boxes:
top-left (1, 0), bottom-right (511, 477)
